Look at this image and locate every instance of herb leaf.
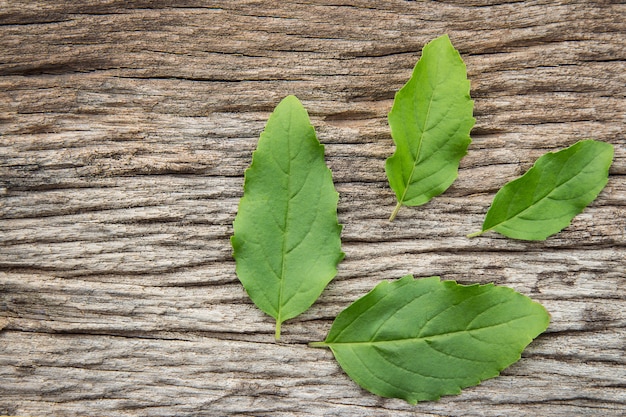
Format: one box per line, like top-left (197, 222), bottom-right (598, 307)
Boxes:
top-left (231, 95), bottom-right (344, 340)
top-left (468, 139), bottom-right (614, 240)
top-left (311, 276), bottom-right (549, 404)
top-left (386, 34), bottom-right (474, 221)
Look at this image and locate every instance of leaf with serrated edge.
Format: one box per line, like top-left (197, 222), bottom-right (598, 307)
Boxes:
top-left (468, 139), bottom-right (614, 240)
top-left (231, 95), bottom-right (344, 340)
top-left (386, 34), bottom-right (474, 221)
top-left (311, 276), bottom-right (549, 404)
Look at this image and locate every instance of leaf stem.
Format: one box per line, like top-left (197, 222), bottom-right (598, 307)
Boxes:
top-left (308, 341), bottom-right (329, 348)
top-left (466, 229), bottom-right (485, 238)
top-left (389, 201), bottom-right (402, 222)
top-left (275, 321), bottom-right (281, 341)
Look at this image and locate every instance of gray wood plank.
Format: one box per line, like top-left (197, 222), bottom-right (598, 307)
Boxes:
top-left (1, 1), bottom-right (624, 415)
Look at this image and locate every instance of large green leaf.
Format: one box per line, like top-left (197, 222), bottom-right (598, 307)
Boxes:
top-left (231, 95), bottom-right (344, 340)
top-left (311, 276), bottom-right (549, 404)
top-left (468, 139), bottom-right (614, 240)
top-left (386, 34), bottom-right (474, 221)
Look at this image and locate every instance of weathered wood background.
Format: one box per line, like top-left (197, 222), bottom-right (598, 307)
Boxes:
top-left (1, 1), bottom-right (624, 416)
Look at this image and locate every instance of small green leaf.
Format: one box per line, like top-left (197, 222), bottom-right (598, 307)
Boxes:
top-left (386, 34), bottom-right (474, 221)
top-left (311, 276), bottom-right (549, 404)
top-left (469, 139), bottom-right (614, 240)
top-left (231, 95), bottom-right (344, 340)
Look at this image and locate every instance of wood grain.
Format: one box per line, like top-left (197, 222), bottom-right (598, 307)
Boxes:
top-left (1, 1), bottom-right (625, 416)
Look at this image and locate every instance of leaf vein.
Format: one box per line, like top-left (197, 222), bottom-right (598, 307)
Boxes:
top-left (267, 145), bottom-right (289, 176)
top-left (369, 290), bottom-right (436, 340)
top-left (349, 345), bottom-right (414, 394)
top-left (285, 175), bottom-right (322, 255)
top-left (417, 291), bottom-right (484, 338)
top-left (424, 339), bottom-right (495, 365)
top-left (329, 283), bottom-right (402, 342)
top-left (373, 344), bottom-right (463, 382)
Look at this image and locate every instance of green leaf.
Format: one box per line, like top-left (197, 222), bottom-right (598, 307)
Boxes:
top-left (468, 139), bottom-right (614, 240)
top-left (311, 275), bottom-right (549, 404)
top-left (231, 95), bottom-right (344, 340)
top-left (386, 34), bottom-right (475, 221)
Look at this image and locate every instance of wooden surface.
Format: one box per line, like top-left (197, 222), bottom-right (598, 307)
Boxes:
top-left (1, 1), bottom-right (625, 416)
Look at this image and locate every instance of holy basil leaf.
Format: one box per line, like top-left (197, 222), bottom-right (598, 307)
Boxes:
top-left (386, 34), bottom-right (474, 221)
top-left (468, 139), bottom-right (614, 240)
top-left (231, 95), bottom-right (344, 340)
top-left (311, 275), bottom-right (549, 404)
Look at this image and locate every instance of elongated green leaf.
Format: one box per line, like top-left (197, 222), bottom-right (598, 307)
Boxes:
top-left (468, 139), bottom-right (614, 240)
top-left (231, 95), bottom-right (344, 340)
top-left (386, 34), bottom-right (474, 221)
top-left (311, 276), bottom-right (549, 404)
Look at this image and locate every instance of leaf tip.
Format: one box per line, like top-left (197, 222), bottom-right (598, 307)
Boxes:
top-left (281, 94), bottom-right (301, 104)
top-left (274, 94), bottom-right (307, 117)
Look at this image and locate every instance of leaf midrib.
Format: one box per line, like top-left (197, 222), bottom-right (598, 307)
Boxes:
top-left (276, 111), bottom-right (294, 336)
top-left (325, 313), bottom-right (537, 347)
top-left (396, 75), bottom-right (437, 208)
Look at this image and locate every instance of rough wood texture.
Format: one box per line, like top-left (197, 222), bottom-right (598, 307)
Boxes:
top-left (1, 1), bottom-right (625, 416)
